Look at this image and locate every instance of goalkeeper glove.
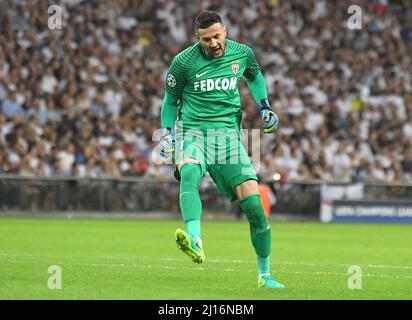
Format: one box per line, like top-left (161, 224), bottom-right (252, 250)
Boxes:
top-left (258, 98), bottom-right (279, 134)
top-left (160, 127), bottom-right (175, 158)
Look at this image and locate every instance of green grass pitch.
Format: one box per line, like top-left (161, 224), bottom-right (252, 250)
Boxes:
top-left (0, 217), bottom-right (411, 300)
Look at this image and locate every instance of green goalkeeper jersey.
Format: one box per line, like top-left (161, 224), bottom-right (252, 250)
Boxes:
top-left (165, 39), bottom-right (261, 132)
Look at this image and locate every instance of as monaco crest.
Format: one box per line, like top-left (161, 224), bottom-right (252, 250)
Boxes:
top-left (232, 61), bottom-right (239, 75)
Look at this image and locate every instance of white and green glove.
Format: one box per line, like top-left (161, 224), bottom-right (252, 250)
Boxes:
top-left (159, 127), bottom-right (175, 158)
top-left (258, 98), bottom-right (279, 134)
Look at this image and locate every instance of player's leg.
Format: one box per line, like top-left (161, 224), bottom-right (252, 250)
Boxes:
top-left (208, 133), bottom-right (284, 288)
top-left (174, 157), bottom-right (205, 263)
top-left (236, 180), bottom-right (271, 275)
top-left (173, 127), bottom-right (208, 263)
top-left (236, 180), bottom-right (284, 288)
top-left (178, 158), bottom-right (203, 245)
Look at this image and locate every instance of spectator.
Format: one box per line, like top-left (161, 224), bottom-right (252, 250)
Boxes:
top-left (400, 149), bottom-right (412, 182)
top-left (1, 89), bottom-right (24, 119)
top-left (0, 0), bottom-right (411, 184)
top-left (332, 142), bottom-right (352, 182)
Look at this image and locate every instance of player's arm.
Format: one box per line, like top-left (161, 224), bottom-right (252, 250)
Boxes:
top-left (160, 57), bottom-right (185, 158)
top-left (243, 47), bottom-right (279, 134)
top-left (160, 91), bottom-right (178, 158)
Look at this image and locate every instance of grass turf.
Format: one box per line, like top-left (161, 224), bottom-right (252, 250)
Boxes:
top-left (0, 218), bottom-right (411, 300)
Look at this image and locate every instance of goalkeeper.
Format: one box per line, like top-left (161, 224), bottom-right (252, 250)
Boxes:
top-left (160, 10), bottom-right (284, 289)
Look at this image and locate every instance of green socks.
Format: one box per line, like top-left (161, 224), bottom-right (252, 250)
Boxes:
top-left (257, 255), bottom-right (270, 277)
top-left (240, 194), bottom-right (272, 276)
top-left (179, 166), bottom-right (271, 276)
top-left (186, 220), bottom-right (201, 238)
top-left (179, 163), bottom-right (202, 239)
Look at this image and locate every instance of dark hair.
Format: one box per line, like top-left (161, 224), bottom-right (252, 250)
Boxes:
top-left (195, 10), bottom-right (223, 30)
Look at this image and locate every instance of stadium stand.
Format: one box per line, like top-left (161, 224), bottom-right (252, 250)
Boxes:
top-left (0, 0), bottom-right (411, 187)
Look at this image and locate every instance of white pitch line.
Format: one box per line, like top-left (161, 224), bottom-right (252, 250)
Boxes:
top-left (4, 259), bottom-right (412, 280)
top-left (366, 264), bottom-right (412, 270)
top-left (161, 257), bottom-right (412, 271)
top-left (4, 259), bottom-right (206, 272)
top-left (2, 252), bottom-right (412, 273)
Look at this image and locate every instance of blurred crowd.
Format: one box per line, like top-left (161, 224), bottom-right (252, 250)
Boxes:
top-left (0, 0), bottom-right (412, 183)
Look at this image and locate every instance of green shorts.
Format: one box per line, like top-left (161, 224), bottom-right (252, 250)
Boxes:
top-left (174, 128), bottom-right (258, 201)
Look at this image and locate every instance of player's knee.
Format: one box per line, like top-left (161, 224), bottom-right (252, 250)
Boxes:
top-left (236, 180), bottom-right (259, 200)
top-left (252, 210), bottom-right (270, 232)
top-left (177, 158), bottom-right (200, 172)
top-left (180, 163), bottom-right (201, 187)
top-left (240, 194), bottom-right (269, 231)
